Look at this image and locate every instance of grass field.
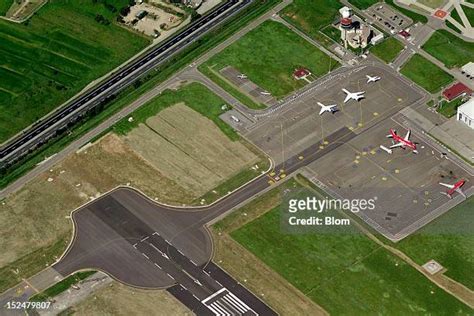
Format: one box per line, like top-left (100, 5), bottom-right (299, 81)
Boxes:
top-left (348, 0), bottom-right (378, 10)
top-left (396, 196), bottom-right (474, 289)
top-left (370, 37), bottom-right (405, 63)
top-left (423, 30), bottom-right (474, 68)
top-left (437, 97), bottom-right (466, 118)
top-left (229, 177), bottom-right (471, 314)
top-left (281, 0), bottom-right (341, 37)
top-left (200, 21), bottom-right (338, 98)
top-left (114, 82), bottom-right (238, 140)
top-left (64, 282), bottom-right (190, 316)
top-left (450, 5), bottom-right (474, 26)
top-left (0, 0), bottom-right (13, 15)
top-left (0, 0), bottom-right (149, 143)
top-left (401, 54), bottom-right (453, 93)
top-left (124, 103), bottom-right (260, 198)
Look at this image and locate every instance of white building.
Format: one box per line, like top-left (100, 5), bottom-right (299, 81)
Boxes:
top-left (457, 98), bottom-right (474, 129)
top-left (461, 62), bottom-right (474, 77)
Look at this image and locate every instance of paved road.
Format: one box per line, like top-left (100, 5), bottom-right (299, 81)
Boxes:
top-left (0, 0), bottom-right (251, 165)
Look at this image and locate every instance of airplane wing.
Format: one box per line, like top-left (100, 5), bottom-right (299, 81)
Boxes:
top-left (456, 188), bottom-right (466, 198)
top-left (439, 182), bottom-right (454, 189)
top-left (344, 94), bottom-right (351, 103)
top-left (389, 142), bottom-right (404, 149)
top-left (404, 130), bottom-right (411, 141)
top-left (319, 107), bottom-right (326, 115)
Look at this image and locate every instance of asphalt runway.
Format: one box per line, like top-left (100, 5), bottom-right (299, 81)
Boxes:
top-left (52, 125), bottom-right (354, 314)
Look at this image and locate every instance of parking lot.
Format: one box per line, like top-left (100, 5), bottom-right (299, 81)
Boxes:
top-left (366, 3), bottom-right (413, 34)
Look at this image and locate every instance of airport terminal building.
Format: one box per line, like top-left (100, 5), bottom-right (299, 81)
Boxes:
top-left (457, 98), bottom-right (474, 129)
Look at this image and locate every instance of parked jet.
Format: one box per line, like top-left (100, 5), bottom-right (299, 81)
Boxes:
top-left (237, 74), bottom-right (247, 79)
top-left (342, 89), bottom-right (365, 103)
top-left (366, 75), bottom-right (381, 83)
top-left (317, 102), bottom-right (338, 115)
top-left (439, 179), bottom-right (466, 199)
top-left (385, 128), bottom-right (418, 153)
top-left (260, 91), bottom-right (271, 96)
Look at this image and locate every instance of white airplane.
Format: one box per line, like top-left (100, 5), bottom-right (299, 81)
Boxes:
top-left (260, 91), bottom-right (271, 96)
top-left (366, 75), bottom-right (381, 83)
top-left (317, 102), bottom-right (337, 115)
top-left (342, 89), bottom-right (365, 103)
top-left (237, 73), bottom-right (247, 79)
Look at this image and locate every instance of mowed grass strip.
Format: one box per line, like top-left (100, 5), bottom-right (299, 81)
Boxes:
top-left (370, 37), bottom-right (404, 63)
top-left (401, 54), bottom-right (453, 93)
top-left (230, 181), bottom-right (471, 314)
top-left (0, 0), bottom-right (13, 15)
top-left (201, 21), bottom-right (339, 99)
top-left (396, 196), bottom-right (474, 289)
top-left (281, 0), bottom-right (341, 36)
top-left (422, 30), bottom-right (474, 68)
top-left (347, 0), bottom-right (378, 9)
top-left (0, 0), bottom-right (149, 143)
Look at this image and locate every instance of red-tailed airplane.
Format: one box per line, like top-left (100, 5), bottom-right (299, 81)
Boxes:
top-left (385, 128), bottom-right (418, 154)
top-left (439, 179), bottom-right (466, 199)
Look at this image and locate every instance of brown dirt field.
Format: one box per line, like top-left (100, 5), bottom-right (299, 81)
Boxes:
top-left (125, 103), bottom-right (259, 196)
top-left (0, 133), bottom-right (194, 268)
top-left (211, 177), bottom-right (328, 315)
top-left (69, 282), bottom-right (191, 316)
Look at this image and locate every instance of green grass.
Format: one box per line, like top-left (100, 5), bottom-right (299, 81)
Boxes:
top-left (348, 0), bottom-right (378, 10)
top-left (113, 82), bottom-right (238, 140)
top-left (0, 0), bottom-right (13, 15)
top-left (201, 21), bottom-right (339, 99)
top-left (0, 0), bottom-right (150, 143)
top-left (423, 30), bottom-right (474, 68)
top-left (450, 5), bottom-right (474, 26)
top-left (320, 25), bottom-right (341, 43)
top-left (370, 37), bottom-right (404, 63)
top-left (230, 183), bottom-right (471, 314)
top-left (396, 197), bottom-right (474, 289)
top-left (385, 0), bottom-right (428, 23)
top-left (400, 54), bottom-right (454, 93)
top-left (30, 270), bottom-right (96, 302)
top-left (446, 20), bottom-right (462, 33)
top-left (0, 0), bottom-right (282, 189)
top-left (281, 0), bottom-right (342, 38)
top-left (437, 97), bottom-right (466, 118)
top-left (0, 235), bottom-right (69, 293)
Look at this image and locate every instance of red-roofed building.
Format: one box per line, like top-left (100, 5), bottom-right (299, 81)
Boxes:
top-left (293, 68), bottom-right (311, 80)
top-left (442, 82), bottom-right (472, 101)
top-left (399, 30), bottom-right (411, 39)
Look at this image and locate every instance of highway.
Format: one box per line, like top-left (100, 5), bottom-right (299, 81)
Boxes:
top-left (0, 0), bottom-right (252, 165)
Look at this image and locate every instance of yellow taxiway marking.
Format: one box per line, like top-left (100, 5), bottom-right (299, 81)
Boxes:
top-left (270, 171), bottom-right (276, 176)
top-left (319, 145), bottom-right (325, 149)
top-left (279, 169), bottom-right (285, 173)
top-left (370, 150), bottom-right (376, 155)
top-left (280, 173), bottom-right (287, 179)
top-left (323, 140), bottom-right (329, 145)
top-left (298, 156), bottom-right (304, 160)
top-left (349, 126), bottom-right (354, 130)
top-left (358, 123), bottom-right (363, 127)
top-left (362, 152), bottom-right (367, 156)
top-left (268, 180), bottom-right (275, 185)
